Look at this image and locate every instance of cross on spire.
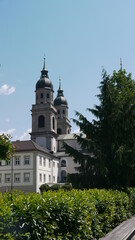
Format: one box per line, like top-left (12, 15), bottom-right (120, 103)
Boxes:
top-left (59, 75), bottom-right (61, 90)
top-left (43, 54), bottom-right (46, 70)
top-left (120, 58), bottom-right (122, 69)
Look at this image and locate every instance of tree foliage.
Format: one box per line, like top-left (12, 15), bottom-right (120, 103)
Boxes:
top-left (0, 134), bottom-right (13, 162)
top-left (64, 68), bottom-right (135, 188)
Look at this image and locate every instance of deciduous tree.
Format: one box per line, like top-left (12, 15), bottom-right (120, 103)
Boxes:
top-left (0, 134), bottom-right (13, 162)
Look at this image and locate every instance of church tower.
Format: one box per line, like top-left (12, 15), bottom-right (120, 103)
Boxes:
top-left (54, 78), bottom-right (71, 135)
top-left (30, 58), bottom-right (57, 152)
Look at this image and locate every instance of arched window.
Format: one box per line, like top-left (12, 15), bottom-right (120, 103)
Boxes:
top-left (61, 159), bottom-right (66, 167)
top-left (57, 128), bottom-right (62, 134)
top-left (61, 170), bottom-right (67, 182)
top-left (52, 117), bottom-right (55, 130)
top-left (38, 115), bottom-right (45, 128)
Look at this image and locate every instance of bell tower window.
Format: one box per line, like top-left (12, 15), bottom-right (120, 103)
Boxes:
top-left (38, 115), bottom-right (45, 128)
top-left (52, 117), bottom-right (55, 130)
top-left (57, 128), bottom-right (62, 134)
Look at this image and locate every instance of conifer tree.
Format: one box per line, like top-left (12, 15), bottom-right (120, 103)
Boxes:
top-left (64, 68), bottom-right (135, 188)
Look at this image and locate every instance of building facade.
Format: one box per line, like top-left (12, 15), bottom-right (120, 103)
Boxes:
top-left (0, 58), bottom-right (80, 193)
top-left (30, 58), bottom-right (71, 152)
top-left (0, 140), bottom-right (59, 193)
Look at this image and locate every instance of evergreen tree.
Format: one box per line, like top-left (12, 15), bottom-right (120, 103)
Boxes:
top-left (64, 68), bottom-right (135, 188)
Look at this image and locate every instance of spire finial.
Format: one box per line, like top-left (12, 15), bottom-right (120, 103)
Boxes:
top-left (120, 58), bottom-right (122, 70)
top-left (59, 75), bottom-right (61, 90)
top-left (43, 54), bottom-right (46, 70)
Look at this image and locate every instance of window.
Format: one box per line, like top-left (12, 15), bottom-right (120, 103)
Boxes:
top-left (44, 174), bottom-right (46, 182)
top-left (38, 115), bottom-right (45, 128)
top-left (14, 173), bottom-right (20, 183)
top-left (0, 161), bottom-right (2, 166)
top-left (7, 159), bottom-right (11, 166)
top-left (63, 110), bottom-right (65, 114)
top-left (53, 161), bottom-right (55, 167)
top-left (52, 117), bottom-right (55, 130)
top-left (61, 159), bottom-right (66, 167)
top-left (47, 93), bottom-right (50, 98)
top-left (5, 174), bottom-right (11, 183)
top-left (57, 109), bottom-right (60, 114)
top-left (49, 175), bottom-right (51, 182)
top-left (53, 176), bottom-right (55, 182)
top-left (24, 155), bottom-right (30, 165)
top-left (14, 156), bottom-right (20, 165)
top-left (40, 93), bottom-right (43, 98)
top-left (40, 156), bottom-right (42, 166)
top-left (43, 158), bottom-right (46, 167)
top-left (49, 160), bottom-right (51, 168)
top-left (24, 173), bottom-right (30, 182)
top-left (61, 170), bottom-right (67, 182)
top-left (39, 173), bottom-right (42, 182)
top-left (57, 128), bottom-right (62, 134)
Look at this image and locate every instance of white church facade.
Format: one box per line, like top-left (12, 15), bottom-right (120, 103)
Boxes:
top-left (0, 58), bottom-right (80, 193)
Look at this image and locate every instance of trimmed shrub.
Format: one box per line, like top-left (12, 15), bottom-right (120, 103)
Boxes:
top-left (50, 184), bottom-right (60, 191)
top-left (61, 183), bottom-right (72, 190)
top-left (39, 183), bottom-right (50, 193)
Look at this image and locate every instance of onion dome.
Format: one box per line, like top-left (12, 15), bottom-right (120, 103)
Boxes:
top-left (36, 57), bottom-right (53, 90)
top-left (54, 78), bottom-right (68, 106)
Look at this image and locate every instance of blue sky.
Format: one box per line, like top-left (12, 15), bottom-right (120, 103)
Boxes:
top-left (0, 0), bottom-right (135, 140)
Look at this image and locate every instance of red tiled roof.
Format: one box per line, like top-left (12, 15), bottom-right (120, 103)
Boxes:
top-left (12, 140), bottom-right (51, 155)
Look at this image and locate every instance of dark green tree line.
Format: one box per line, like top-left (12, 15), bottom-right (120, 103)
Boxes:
top-left (64, 68), bottom-right (135, 188)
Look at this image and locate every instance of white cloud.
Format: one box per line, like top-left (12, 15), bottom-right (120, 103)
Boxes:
top-left (19, 128), bottom-right (31, 141)
top-left (0, 128), bottom-right (16, 135)
top-left (5, 118), bottom-right (10, 123)
top-left (0, 84), bottom-right (15, 95)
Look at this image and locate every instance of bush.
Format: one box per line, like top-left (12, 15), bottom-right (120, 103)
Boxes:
top-left (39, 183), bottom-right (50, 193)
top-left (61, 183), bottom-right (72, 190)
top-left (50, 184), bottom-right (60, 191)
top-left (0, 188), bottom-right (135, 239)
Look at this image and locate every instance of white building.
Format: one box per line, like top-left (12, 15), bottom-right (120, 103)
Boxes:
top-left (0, 58), bottom-right (81, 193)
top-left (0, 140), bottom-right (59, 193)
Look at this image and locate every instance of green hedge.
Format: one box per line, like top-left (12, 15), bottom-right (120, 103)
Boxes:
top-left (0, 188), bottom-right (135, 239)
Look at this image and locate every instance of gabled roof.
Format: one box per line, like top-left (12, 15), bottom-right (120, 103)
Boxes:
top-left (57, 133), bottom-right (86, 140)
top-left (12, 140), bottom-right (52, 156)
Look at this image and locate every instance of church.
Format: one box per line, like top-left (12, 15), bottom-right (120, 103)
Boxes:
top-left (0, 59), bottom-right (81, 192)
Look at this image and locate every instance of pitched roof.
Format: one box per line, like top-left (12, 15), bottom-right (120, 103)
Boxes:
top-left (57, 133), bottom-right (86, 140)
top-left (12, 140), bottom-right (52, 156)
